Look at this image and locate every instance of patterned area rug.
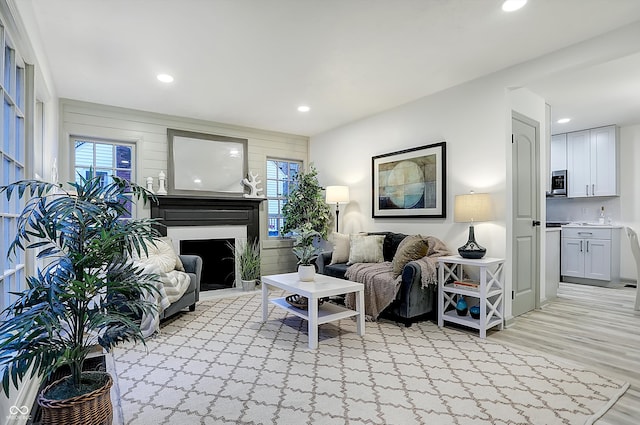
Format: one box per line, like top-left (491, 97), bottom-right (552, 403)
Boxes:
top-left (113, 294), bottom-right (628, 425)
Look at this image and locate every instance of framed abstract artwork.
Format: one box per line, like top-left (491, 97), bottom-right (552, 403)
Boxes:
top-left (372, 142), bottom-right (446, 218)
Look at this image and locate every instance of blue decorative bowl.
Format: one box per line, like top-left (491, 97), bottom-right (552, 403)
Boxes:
top-left (469, 306), bottom-right (480, 319)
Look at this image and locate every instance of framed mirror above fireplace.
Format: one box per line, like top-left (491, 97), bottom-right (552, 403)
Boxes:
top-left (167, 128), bottom-right (248, 197)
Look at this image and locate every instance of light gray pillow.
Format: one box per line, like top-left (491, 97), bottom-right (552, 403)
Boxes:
top-left (391, 235), bottom-right (429, 277)
top-left (347, 234), bottom-right (385, 265)
top-left (329, 232), bottom-right (350, 265)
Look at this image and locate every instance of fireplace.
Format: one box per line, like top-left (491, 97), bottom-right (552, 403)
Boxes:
top-left (151, 196), bottom-right (263, 290)
top-left (181, 238), bottom-right (235, 290)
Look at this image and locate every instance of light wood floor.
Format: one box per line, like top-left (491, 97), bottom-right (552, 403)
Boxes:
top-left (491, 282), bottom-right (639, 425)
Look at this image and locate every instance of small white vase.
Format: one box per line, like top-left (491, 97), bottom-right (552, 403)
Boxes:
top-left (297, 265), bottom-right (315, 282)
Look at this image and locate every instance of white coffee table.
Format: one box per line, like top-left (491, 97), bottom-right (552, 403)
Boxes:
top-left (261, 273), bottom-right (365, 349)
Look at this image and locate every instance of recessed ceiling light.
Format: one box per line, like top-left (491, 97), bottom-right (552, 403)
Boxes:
top-left (502, 0), bottom-right (527, 12)
top-left (157, 73), bottom-right (174, 83)
top-left (557, 118), bottom-right (571, 124)
top-left (297, 105), bottom-right (310, 112)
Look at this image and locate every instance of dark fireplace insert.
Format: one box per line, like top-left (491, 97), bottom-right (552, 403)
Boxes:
top-left (180, 238), bottom-right (235, 291)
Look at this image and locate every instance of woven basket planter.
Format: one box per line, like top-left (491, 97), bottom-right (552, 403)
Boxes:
top-left (38, 372), bottom-right (113, 425)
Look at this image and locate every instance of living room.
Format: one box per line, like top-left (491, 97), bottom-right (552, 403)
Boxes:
top-left (1, 1), bottom-right (640, 424)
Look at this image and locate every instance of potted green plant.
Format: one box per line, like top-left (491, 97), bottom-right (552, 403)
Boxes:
top-left (292, 224), bottom-right (323, 281)
top-left (281, 165), bottom-right (331, 239)
top-left (229, 238), bottom-right (261, 291)
top-left (0, 174), bottom-right (160, 425)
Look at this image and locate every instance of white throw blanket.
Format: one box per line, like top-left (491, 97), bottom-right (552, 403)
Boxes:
top-left (136, 262), bottom-right (191, 337)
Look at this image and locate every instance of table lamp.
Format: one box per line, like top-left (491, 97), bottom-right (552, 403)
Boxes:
top-left (325, 185), bottom-right (350, 233)
top-left (454, 192), bottom-right (492, 259)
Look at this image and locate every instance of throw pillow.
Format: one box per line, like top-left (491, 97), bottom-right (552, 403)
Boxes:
top-left (329, 232), bottom-right (350, 265)
top-left (161, 237), bottom-right (185, 272)
top-left (133, 237), bottom-right (178, 274)
top-left (391, 235), bottom-right (429, 277)
top-left (347, 234), bottom-right (385, 265)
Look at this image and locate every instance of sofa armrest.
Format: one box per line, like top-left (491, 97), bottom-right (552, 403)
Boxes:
top-left (398, 261), bottom-right (437, 299)
top-left (179, 255), bottom-right (203, 286)
top-left (316, 251), bottom-right (333, 274)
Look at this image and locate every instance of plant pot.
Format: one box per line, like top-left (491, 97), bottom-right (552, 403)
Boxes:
top-left (241, 279), bottom-right (257, 291)
top-left (38, 371), bottom-right (113, 425)
top-left (298, 265), bottom-right (315, 281)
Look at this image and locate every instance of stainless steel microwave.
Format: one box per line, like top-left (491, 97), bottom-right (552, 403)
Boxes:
top-left (550, 170), bottom-right (567, 196)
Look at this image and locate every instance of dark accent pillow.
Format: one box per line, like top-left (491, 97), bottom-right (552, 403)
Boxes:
top-left (391, 235), bottom-right (429, 277)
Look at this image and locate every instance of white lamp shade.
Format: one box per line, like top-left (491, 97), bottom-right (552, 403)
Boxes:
top-left (454, 193), bottom-right (492, 223)
top-left (325, 186), bottom-right (350, 204)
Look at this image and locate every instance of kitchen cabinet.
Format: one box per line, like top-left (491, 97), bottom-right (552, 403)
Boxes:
top-left (545, 228), bottom-right (560, 300)
top-left (550, 133), bottom-right (567, 172)
top-left (566, 125), bottom-right (618, 198)
top-left (561, 226), bottom-right (620, 283)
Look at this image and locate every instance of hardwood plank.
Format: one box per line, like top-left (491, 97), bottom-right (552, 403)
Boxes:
top-left (492, 282), bottom-right (640, 424)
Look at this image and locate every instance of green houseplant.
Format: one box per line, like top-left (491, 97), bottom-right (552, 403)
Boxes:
top-left (0, 174), bottom-right (160, 425)
top-left (281, 165), bottom-right (331, 239)
top-left (228, 238), bottom-right (261, 291)
top-left (292, 224), bottom-right (323, 281)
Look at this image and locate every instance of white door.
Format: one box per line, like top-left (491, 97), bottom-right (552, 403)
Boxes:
top-left (584, 239), bottom-right (611, 280)
top-left (567, 130), bottom-right (590, 198)
top-left (511, 114), bottom-right (539, 317)
top-left (561, 237), bottom-right (584, 277)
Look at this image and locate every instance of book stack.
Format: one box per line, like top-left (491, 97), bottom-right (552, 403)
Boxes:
top-left (452, 279), bottom-right (480, 290)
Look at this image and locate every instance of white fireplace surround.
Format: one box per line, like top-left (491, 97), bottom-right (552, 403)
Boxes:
top-left (166, 225), bottom-right (248, 288)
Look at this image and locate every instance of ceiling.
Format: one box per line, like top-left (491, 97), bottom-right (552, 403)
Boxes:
top-left (15, 0), bottom-right (640, 136)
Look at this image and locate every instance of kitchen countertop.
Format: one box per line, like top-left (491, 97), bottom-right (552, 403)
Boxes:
top-left (546, 227), bottom-right (561, 232)
top-left (561, 223), bottom-right (623, 229)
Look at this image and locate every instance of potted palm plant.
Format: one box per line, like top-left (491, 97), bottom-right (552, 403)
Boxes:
top-left (0, 174), bottom-right (160, 425)
top-left (229, 238), bottom-right (261, 291)
top-left (292, 224), bottom-right (323, 281)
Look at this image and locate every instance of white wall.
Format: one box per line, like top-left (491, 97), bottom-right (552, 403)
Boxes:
top-left (618, 123), bottom-right (640, 280)
top-left (58, 99), bottom-right (308, 275)
top-left (311, 73), bottom-right (517, 316)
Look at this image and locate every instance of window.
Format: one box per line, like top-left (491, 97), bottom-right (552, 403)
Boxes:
top-left (72, 137), bottom-right (135, 217)
top-left (0, 29), bottom-right (29, 313)
top-left (266, 159), bottom-right (301, 237)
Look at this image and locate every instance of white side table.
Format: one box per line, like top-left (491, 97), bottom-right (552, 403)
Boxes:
top-left (437, 255), bottom-right (505, 338)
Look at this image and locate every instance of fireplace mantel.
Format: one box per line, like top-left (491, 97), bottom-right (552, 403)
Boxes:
top-left (150, 195), bottom-right (263, 241)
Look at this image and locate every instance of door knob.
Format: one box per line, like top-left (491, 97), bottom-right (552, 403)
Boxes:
top-left (532, 220), bottom-right (541, 227)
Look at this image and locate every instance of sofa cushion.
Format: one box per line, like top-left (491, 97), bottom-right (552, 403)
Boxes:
top-left (347, 234), bottom-right (385, 265)
top-left (369, 232), bottom-right (408, 261)
top-left (328, 232), bottom-right (350, 265)
top-left (323, 263), bottom-right (350, 279)
top-left (391, 235), bottom-right (429, 276)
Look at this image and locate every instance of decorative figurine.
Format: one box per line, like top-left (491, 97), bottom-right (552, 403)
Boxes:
top-left (146, 176), bottom-right (155, 194)
top-left (157, 171), bottom-right (167, 195)
top-left (242, 171), bottom-right (265, 198)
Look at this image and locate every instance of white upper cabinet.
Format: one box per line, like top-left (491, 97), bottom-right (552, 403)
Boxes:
top-left (590, 126), bottom-right (617, 197)
top-left (550, 133), bottom-right (567, 172)
top-left (565, 125), bottom-right (618, 198)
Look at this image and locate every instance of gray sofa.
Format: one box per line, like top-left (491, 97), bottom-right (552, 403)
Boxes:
top-left (316, 232), bottom-right (438, 326)
top-left (160, 254), bottom-right (203, 319)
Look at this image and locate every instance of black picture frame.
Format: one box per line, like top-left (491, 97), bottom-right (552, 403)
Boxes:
top-left (372, 142), bottom-right (446, 218)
